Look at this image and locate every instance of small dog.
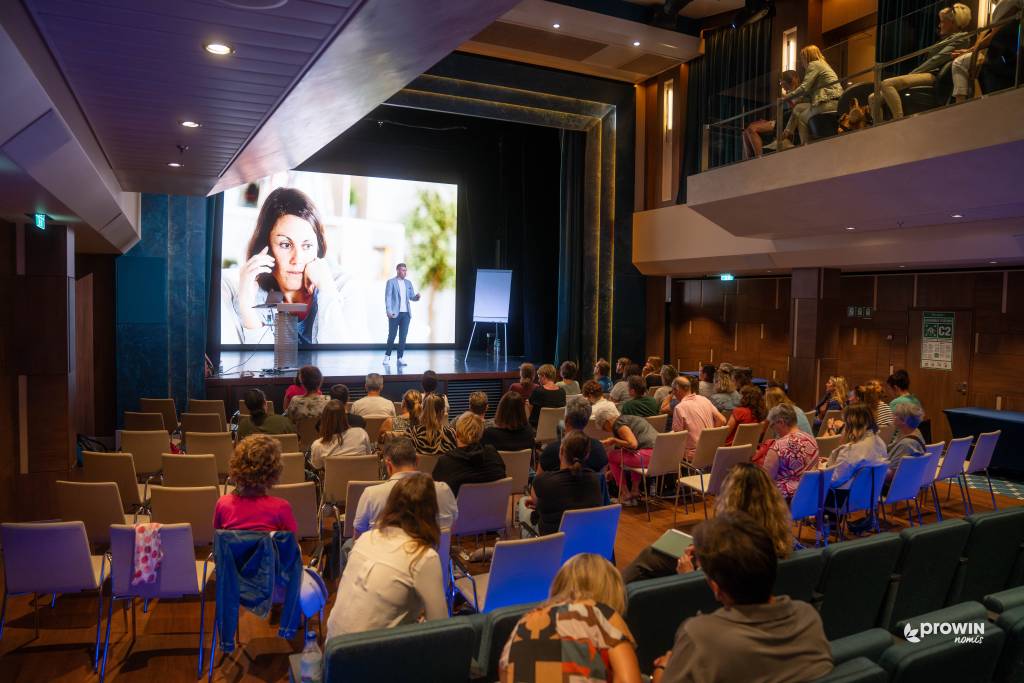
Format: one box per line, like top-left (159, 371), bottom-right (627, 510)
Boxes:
top-left (840, 97), bottom-right (871, 131)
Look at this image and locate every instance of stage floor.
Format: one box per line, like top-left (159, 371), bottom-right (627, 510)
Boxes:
top-left (213, 349), bottom-right (524, 381)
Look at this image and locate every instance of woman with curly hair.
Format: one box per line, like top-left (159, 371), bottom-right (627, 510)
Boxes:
top-left (213, 434), bottom-right (297, 533)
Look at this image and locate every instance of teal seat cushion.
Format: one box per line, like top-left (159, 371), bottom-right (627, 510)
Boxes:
top-left (625, 571), bottom-right (718, 674)
top-left (830, 628), bottom-right (893, 664)
top-left (818, 534), bottom-right (903, 639)
top-left (883, 519), bottom-right (971, 628)
top-left (811, 657), bottom-right (888, 683)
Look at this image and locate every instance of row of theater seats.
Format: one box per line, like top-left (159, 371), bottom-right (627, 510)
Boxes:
top-left (290, 507), bottom-right (1024, 683)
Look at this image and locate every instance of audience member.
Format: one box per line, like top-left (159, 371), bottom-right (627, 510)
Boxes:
top-left (621, 375), bottom-right (659, 417)
top-left (583, 379), bottom-right (620, 420)
top-left (709, 370), bottom-right (741, 414)
top-left (952, 0), bottom-right (1022, 103)
top-left (558, 361), bottom-right (582, 396)
top-left (538, 396), bottom-right (608, 473)
top-left (764, 385), bottom-right (812, 435)
top-left (671, 377), bottom-right (727, 459)
top-left (780, 45), bottom-right (843, 146)
top-left (327, 384), bottom-right (365, 428)
top-left (869, 4), bottom-right (972, 122)
top-left (643, 356), bottom-right (664, 377)
top-left (615, 357), bottom-right (632, 381)
top-left (651, 512), bottom-right (832, 683)
top-left (593, 400), bottom-right (659, 505)
top-left (310, 400), bottom-right (372, 468)
top-left (654, 365), bottom-right (678, 405)
top-left (527, 364), bottom-right (567, 429)
top-left (623, 463), bottom-right (793, 583)
top-left (856, 380), bottom-right (893, 432)
top-left (725, 385), bottom-right (766, 446)
top-left (420, 369), bottom-right (450, 413)
top-left (609, 363), bottom-right (641, 403)
top-left (466, 390), bottom-right (494, 429)
top-left (887, 369), bottom-right (923, 412)
top-left (285, 365), bottom-right (329, 422)
top-left (731, 367), bottom-right (753, 391)
top-left (742, 70), bottom-right (801, 158)
top-left (407, 394), bottom-right (457, 456)
top-left (814, 375), bottom-right (848, 432)
top-left (594, 359), bottom-right (614, 393)
top-left (510, 362), bottom-right (537, 402)
top-left (481, 391), bottom-right (536, 452)
top-left (350, 372), bottom-right (396, 419)
top-left (432, 412), bottom-right (507, 496)
top-left (887, 400), bottom-right (926, 475)
top-left (520, 431), bottom-right (604, 535)
top-left (392, 389), bottom-right (421, 432)
top-left (698, 364), bottom-right (716, 398)
top-left (282, 370), bottom-right (304, 410)
top-left (828, 403), bottom-right (888, 488)
top-left (214, 434), bottom-right (297, 533)
top-left (236, 388), bottom-right (295, 438)
top-left (500, 554), bottom-right (641, 683)
top-left (326, 474), bottom-right (447, 639)
top-left (756, 404), bottom-right (819, 498)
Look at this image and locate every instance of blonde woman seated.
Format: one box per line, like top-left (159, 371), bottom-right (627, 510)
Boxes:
top-left (780, 45), bottom-right (843, 145)
top-left (326, 474), bottom-right (447, 639)
top-left (500, 554), bottom-right (641, 683)
top-left (407, 394), bottom-right (457, 456)
top-left (431, 412), bottom-right (506, 497)
top-left (310, 400), bottom-right (371, 469)
top-left (392, 389), bottom-right (422, 432)
top-left (828, 403), bottom-right (888, 488)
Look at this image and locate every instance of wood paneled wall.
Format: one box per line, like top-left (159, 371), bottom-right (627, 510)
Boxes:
top-left (636, 64), bottom-right (686, 211)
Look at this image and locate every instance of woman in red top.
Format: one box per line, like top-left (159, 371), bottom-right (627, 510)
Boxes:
top-left (725, 385), bottom-right (766, 445)
top-left (214, 434), bottom-right (297, 533)
top-left (282, 371), bottom-right (304, 410)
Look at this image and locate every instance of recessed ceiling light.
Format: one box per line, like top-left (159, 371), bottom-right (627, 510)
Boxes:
top-left (204, 42), bottom-right (234, 55)
top-left (632, 40), bottom-right (641, 46)
top-left (552, 22), bottom-right (560, 28)
top-left (180, 120), bottom-right (201, 128)
top-left (845, 226), bottom-right (856, 231)
top-left (167, 161), bottom-right (183, 168)
top-left (951, 213), bottom-right (963, 218)
top-left (989, 260), bottom-right (998, 264)
top-left (898, 265), bottom-right (906, 268)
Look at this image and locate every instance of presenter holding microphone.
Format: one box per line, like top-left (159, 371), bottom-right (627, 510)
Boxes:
top-left (384, 263), bottom-right (420, 365)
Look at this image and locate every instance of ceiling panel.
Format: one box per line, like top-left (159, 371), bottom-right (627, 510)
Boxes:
top-left (473, 22), bottom-right (608, 61)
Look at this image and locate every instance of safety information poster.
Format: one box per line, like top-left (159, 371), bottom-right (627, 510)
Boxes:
top-left (921, 311), bottom-right (954, 370)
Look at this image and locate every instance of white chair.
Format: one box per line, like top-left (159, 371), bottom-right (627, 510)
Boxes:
top-left (81, 451), bottom-right (148, 513)
top-left (148, 486), bottom-right (220, 547)
top-left (454, 532), bottom-right (565, 613)
top-left (816, 435), bottom-right (843, 463)
top-left (56, 481), bottom-right (140, 548)
top-left (0, 521), bottom-right (107, 667)
top-left (559, 505), bottom-right (620, 562)
top-left (932, 436), bottom-right (973, 519)
top-left (363, 416), bottom-right (390, 446)
top-left (498, 449), bottom-right (531, 495)
top-left (730, 421), bottom-right (765, 447)
top-left (584, 417), bottom-right (612, 441)
top-left (417, 453), bottom-right (440, 476)
top-left (790, 467), bottom-right (835, 547)
top-left (123, 412), bottom-right (165, 431)
top-left (180, 412), bottom-right (224, 436)
top-left (295, 417), bottom-right (319, 452)
top-left (187, 398), bottom-right (227, 431)
top-left (535, 407), bottom-right (565, 445)
top-left (120, 429), bottom-right (168, 480)
top-left (279, 452), bottom-right (306, 485)
top-left (161, 454), bottom-right (220, 489)
top-left (140, 397), bottom-right (178, 434)
top-left (688, 425), bottom-right (729, 470)
top-left (452, 478), bottom-right (514, 543)
top-left (964, 430), bottom-right (1001, 513)
top-left (644, 413), bottom-right (668, 433)
top-left (817, 410), bottom-right (842, 437)
top-left (237, 399), bottom-right (274, 416)
top-left (339, 481), bottom-right (384, 539)
top-left (676, 444), bottom-right (754, 520)
top-left (271, 482), bottom-right (321, 543)
top-left (270, 433), bottom-right (301, 454)
top-left (321, 456), bottom-right (380, 524)
top-left (622, 430), bottom-right (688, 521)
top-left (185, 431), bottom-right (234, 480)
top-left (880, 456), bottom-right (933, 527)
top-left (102, 523), bottom-right (213, 679)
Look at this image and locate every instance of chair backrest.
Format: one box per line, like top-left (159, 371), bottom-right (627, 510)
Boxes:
top-left (109, 523), bottom-right (201, 598)
top-left (558, 504), bottom-right (621, 562)
top-left (842, 462), bottom-right (889, 516)
top-left (238, 399), bottom-right (274, 416)
top-left (704, 444), bottom-right (754, 495)
top-left (817, 533), bottom-right (904, 639)
top-left (804, 410), bottom-right (816, 427)
top-left (362, 416), bottom-right (389, 445)
top-left (918, 446), bottom-right (943, 490)
top-left (584, 417), bottom-right (613, 441)
top-left (885, 455), bottom-right (933, 505)
top-left (342, 481), bottom-right (384, 538)
top-left (884, 519), bottom-right (972, 628)
top-left (121, 429), bottom-right (169, 476)
top-left (952, 507), bottom-right (1024, 603)
top-left (140, 397), bottom-right (177, 434)
top-left (790, 468), bottom-right (831, 521)
top-left (322, 455), bottom-right (380, 505)
top-left (187, 398), bottom-right (227, 431)
top-left (393, 401), bottom-right (403, 415)
top-left (452, 477), bottom-right (514, 537)
top-left (774, 548), bottom-right (825, 603)
top-left (56, 480), bottom-right (124, 547)
top-left (279, 452), bottom-right (306, 484)
top-left (965, 430), bottom-right (1000, 474)
top-left (816, 434), bottom-right (843, 462)
top-left (818, 409), bottom-right (842, 436)
top-left (295, 417), bottom-right (320, 451)
top-left (270, 433), bottom-right (301, 454)
top-left (497, 449), bottom-right (531, 491)
top-left (731, 421), bottom-right (764, 447)
top-left (691, 425), bottom-right (729, 469)
top-left (161, 454), bottom-right (219, 488)
top-left (936, 436), bottom-right (973, 481)
top-left (0, 521), bottom-right (101, 594)
top-left (482, 532), bottom-right (566, 612)
top-left (123, 411), bottom-right (165, 431)
top-left (647, 431), bottom-right (688, 478)
top-left (82, 450), bottom-right (141, 510)
top-left (270, 482), bottom-right (320, 540)
top-left (881, 607), bottom-right (1005, 683)
top-left (180, 412), bottom-right (224, 436)
top-left (626, 572), bottom-right (719, 673)
top-left (438, 527), bottom-right (452, 599)
top-left (535, 407), bottom-right (565, 444)
top-left (877, 423), bottom-right (896, 446)
top-left (416, 453), bottom-right (439, 476)
top-left (148, 485), bottom-right (220, 546)
top-left (184, 431), bottom-right (234, 476)
top-left (644, 413), bottom-right (668, 433)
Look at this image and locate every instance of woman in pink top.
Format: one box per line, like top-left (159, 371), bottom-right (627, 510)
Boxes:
top-left (282, 371), bottom-right (304, 410)
top-left (214, 434), bottom-right (297, 533)
top-left (757, 404), bottom-right (819, 498)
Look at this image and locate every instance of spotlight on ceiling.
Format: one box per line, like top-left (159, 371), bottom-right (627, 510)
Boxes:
top-left (204, 42), bottom-right (234, 55)
top-left (552, 22), bottom-right (560, 28)
top-left (632, 40), bottom-right (641, 46)
top-left (180, 120), bottom-right (201, 128)
top-left (167, 161), bottom-right (183, 168)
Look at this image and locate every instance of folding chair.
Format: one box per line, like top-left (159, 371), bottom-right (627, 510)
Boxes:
top-left (676, 444), bottom-right (753, 521)
top-left (622, 430), bottom-right (687, 520)
top-left (825, 463), bottom-right (888, 540)
top-left (140, 398), bottom-right (178, 435)
top-left (120, 429), bottom-right (168, 481)
top-left (932, 436), bottom-right (972, 519)
top-left (270, 433), bottom-right (301, 454)
top-left (181, 413), bottom-right (223, 438)
top-left (454, 533), bottom-right (565, 613)
top-left (963, 430), bottom-right (1000, 513)
top-left (320, 455), bottom-right (380, 526)
top-left (879, 455), bottom-right (933, 527)
top-left (731, 421), bottom-right (764, 447)
top-left (279, 452), bottom-right (306, 485)
top-left (790, 467), bottom-right (835, 547)
top-left (644, 413), bottom-right (668, 433)
top-left (916, 442), bottom-right (945, 520)
top-left (161, 454), bottom-right (220, 489)
top-left (148, 486), bottom-right (220, 547)
top-left (81, 451), bottom-right (149, 515)
top-left (123, 412), bottom-right (165, 431)
top-left (187, 398), bottom-right (227, 431)
top-left (185, 432), bottom-right (234, 481)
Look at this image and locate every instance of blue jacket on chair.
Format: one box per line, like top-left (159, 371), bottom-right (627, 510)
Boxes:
top-left (213, 530), bottom-right (303, 652)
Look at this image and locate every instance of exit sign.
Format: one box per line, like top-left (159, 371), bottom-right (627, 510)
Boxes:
top-left (33, 213), bottom-right (46, 230)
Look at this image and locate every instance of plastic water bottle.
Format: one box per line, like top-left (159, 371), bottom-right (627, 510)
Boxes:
top-left (300, 630), bottom-right (322, 682)
top-left (494, 335), bottom-right (501, 359)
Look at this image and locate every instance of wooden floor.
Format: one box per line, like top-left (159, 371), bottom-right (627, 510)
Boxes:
top-left (1, 484), bottom-right (1019, 682)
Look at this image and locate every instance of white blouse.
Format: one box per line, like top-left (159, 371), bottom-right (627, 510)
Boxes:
top-left (310, 429), bottom-right (372, 468)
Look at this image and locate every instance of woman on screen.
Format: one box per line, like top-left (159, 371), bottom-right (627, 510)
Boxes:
top-left (221, 187), bottom-right (354, 344)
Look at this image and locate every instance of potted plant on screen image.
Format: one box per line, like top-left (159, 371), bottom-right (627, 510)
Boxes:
top-left (405, 189), bottom-right (456, 343)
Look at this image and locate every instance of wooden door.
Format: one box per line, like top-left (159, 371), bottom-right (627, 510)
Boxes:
top-left (907, 310), bottom-right (973, 444)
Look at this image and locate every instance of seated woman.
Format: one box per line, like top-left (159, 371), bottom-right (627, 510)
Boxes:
top-left (756, 404), bottom-right (819, 498)
top-left (326, 474), bottom-right (447, 639)
top-left (284, 365), bottom-right (330, 422)
top-left (952, 0), bottom-right (1021, 102)
top-left (870, 4), bottom-right (972, 122)
top-left (500, 553), bottom-right (641, 683)
top-left (309, 400), bottom-right (371, 469)
top-left (509, 362), bottom-right (537, 402)
top-left (527, 364), bottom-right (567, 430)
top-left (481, 391), bottom-right (535, 452)
top-left (214, 434), bottom-right (297, 533)
top-left (780, 46), bottom-right (843, 145)
top-left (557, 361), bottom-right (581, 396)
top-left (282, 371), bottom-right (303, 411)
top-left (856, 380), bottom-right (893, 435)
top-left (593, 401), bottom-right (659, 506)
top-left (813, 375), bottom-right (848, 433)
top-left (765, 385), bottom-right (813, 435)
top-left (743, 70), bottom-right (801, 157)
top-left (519, 431), bottom-right (603, 536)
top-left (622, 463), bottom-right (792, 583)
top-left (887, 400), bottom-right (927, 476)
top-left (391, 389), bottom-right (421, 432)
top-left (432, 412), bottom-right (507, 497)
top-left (236, 388), bottom-right (296, 439)
top-left (709, 369), bottom-right (742, 414)
top-left (725, 385), bottom-right (766, 445)
top-left (407, 394), bottom-right (457, 456)
top-left (828, 403), bottom-right (889, 488)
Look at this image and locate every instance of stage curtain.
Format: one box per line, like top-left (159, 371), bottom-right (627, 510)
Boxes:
top-left (681, 15), bottom-right (773, 198)
top-left (877, 0), bottom-right (945, 77)
top-left (555, 129), bottom-right (586, 366)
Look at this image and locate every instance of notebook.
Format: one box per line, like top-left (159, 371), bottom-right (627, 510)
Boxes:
top-left (651, 529), bottom-right (694, 559)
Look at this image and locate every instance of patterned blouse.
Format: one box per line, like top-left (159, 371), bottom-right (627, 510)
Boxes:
top-left (407, 423), bottom-right (457, 456)
top-left (500, 601), bottom-right (636, 683)
top-left (285, 394), bottom-right (330, 422)
top-left (766, 429), bottom-right (819, 498)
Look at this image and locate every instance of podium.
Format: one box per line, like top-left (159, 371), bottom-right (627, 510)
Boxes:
top-left (270, 303), bottom-right (307, 370)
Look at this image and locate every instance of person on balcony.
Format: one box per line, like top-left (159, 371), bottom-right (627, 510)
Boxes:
top-left (951, 0), bottom-right (1023, 102)
top-left (780, 46), bottom-right (843, 146)
top-left (742, 70), bottom-right (801, 158)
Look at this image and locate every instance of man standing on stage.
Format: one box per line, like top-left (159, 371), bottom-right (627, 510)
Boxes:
top-left (384, 262), bottom-right (420, 365)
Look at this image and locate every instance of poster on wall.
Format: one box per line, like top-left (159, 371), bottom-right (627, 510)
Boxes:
top-left (921, 311), bottom-right (954, 370)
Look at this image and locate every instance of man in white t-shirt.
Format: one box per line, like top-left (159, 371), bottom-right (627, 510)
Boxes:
top-left (350, 373), bottom-right (397, 418)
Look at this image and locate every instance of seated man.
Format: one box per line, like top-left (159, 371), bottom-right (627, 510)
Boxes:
top-left (653, 512), bottom-right (833, 683)
top-left (465, 390), bottom-right (495, 429)
top-left (350, 373), bottom-right (396, 418)
top-left (621, 375), bottom-right (660, 417)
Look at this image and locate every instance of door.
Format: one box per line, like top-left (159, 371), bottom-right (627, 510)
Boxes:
top-left (907, 310), bottom-right (973, 444)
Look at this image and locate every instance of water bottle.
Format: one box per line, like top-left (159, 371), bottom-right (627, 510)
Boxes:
top-left (494, 335), bottom-right (501, 358)
top-left (300, 630), bottom-right (322, 682)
